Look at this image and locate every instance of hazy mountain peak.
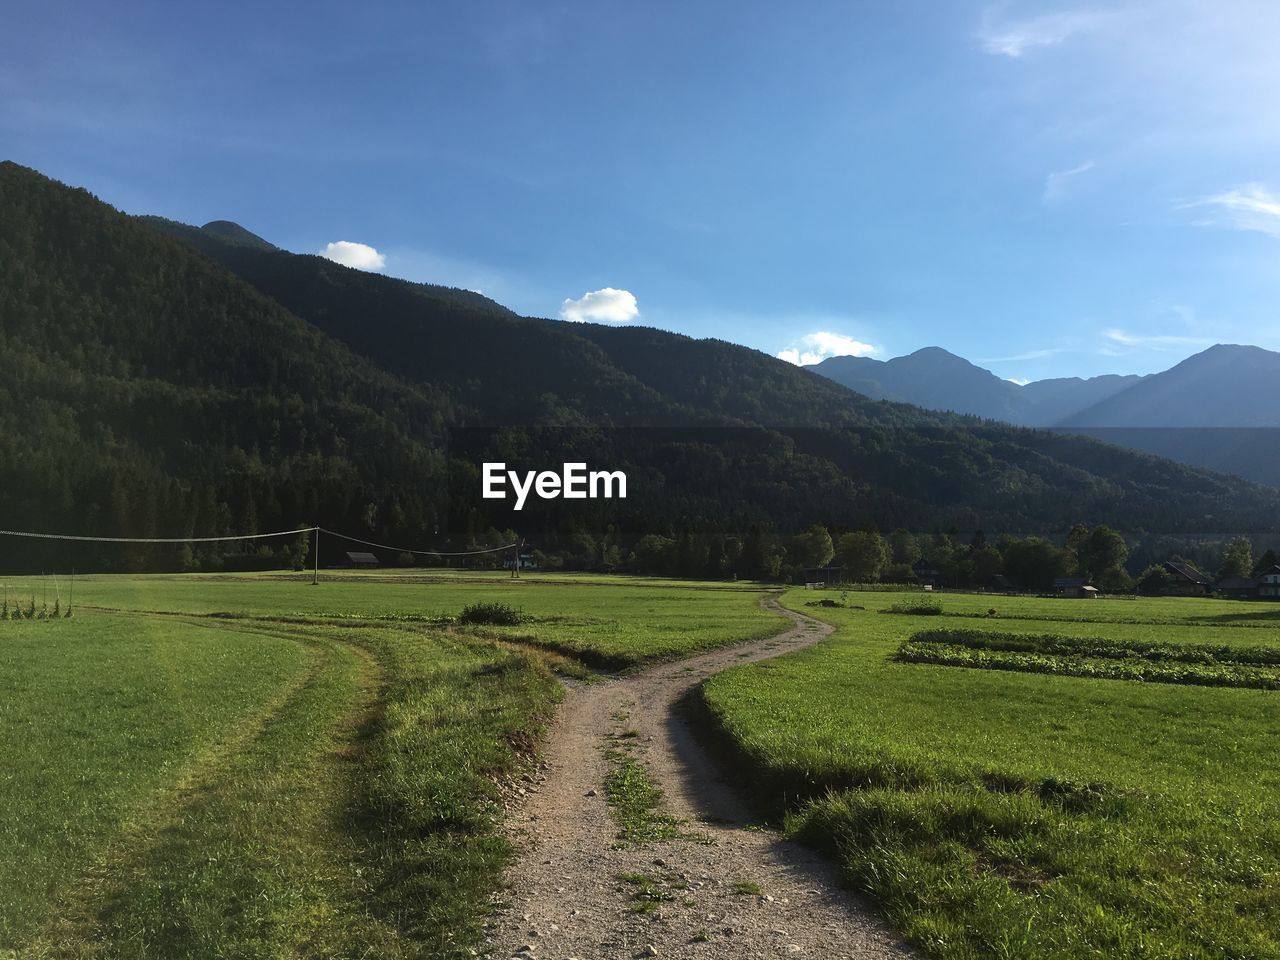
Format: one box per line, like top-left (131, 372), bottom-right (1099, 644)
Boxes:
top-left (905, 345), bottom-right (967, 362)
top-left (1060, 342), bottom-right (1280, 429)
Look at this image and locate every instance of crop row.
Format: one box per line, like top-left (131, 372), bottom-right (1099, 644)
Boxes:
top-left (898, 638), bottom-right (1280, 690)
top-left (907, 627), bottom-right (1280, 666)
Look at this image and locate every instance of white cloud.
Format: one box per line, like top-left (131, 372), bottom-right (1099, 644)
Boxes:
top-left (979, 348), bottom-right (1064, 363)
top-left (1006, 377), bottom-right (1032, 386)
top-left (1043, 160), bottom-right (1096, 203)
top-left (560, 287), bottom-right (639, 324)
top-left (777, 331), bottom-right (877, 366)
top-left (1102, 328), bottom-right (1213, 350)
top-left (1184, 183), bottom-right (1280, 239)
top-left (979, 8), bottom-right (1107, 57)
top-left (320, 240), bottom-right (386, 271)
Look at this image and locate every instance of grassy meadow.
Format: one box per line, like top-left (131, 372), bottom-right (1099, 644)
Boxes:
top-left (700, 588), bottom-right (1280, 960)
top-left (61, 569), bottom-right (778, 669)
top-left (7, 568), bottom-right (1278, 959)
top-left (0, 569), bottom-right (776, 958)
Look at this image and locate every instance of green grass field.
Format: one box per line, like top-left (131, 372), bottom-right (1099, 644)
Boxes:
top-left (700, 589), bottom-right (1280, 960)
top-left (54, 569), bottom-right (779, 669)
top-left (8, 571), bottom-right (1278, 959)
top-left (0, 570), bottom-right (776, 958)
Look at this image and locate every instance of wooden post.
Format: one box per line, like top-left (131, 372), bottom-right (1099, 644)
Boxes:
top-left (511, 538), bottom-right (520, 579)
top-left (312, 527), bottom-right (320, 585)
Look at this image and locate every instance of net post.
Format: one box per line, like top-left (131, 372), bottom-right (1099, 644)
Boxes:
top-left (312, 527), bottom-right (320, 585)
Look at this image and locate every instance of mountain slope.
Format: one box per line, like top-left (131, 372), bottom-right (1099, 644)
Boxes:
top-left (3, 160), bottom-right (1278, 576)
top-left (1021, 373), bottom-right (1143, 424)
top-left (1053, 344), bottom-right (1280, 484)
top-left (1059, 344), bottom-right (1280, 428)
top-left (143, 215), bottom-right (943, 428)
top-left (136, 197), bottom-right (1280, 535)
top-left (812, 348), bottom-right (1145, 426)
top-left (810, 343), bottom-right (1280, 484)
top-left (0, 160), bottom-right (454, 570)
top-left (813, 348), bottom-right (1028, 422)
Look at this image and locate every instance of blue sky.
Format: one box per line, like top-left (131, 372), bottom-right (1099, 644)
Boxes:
top-left (6, 0), bottom-right (1280, 382)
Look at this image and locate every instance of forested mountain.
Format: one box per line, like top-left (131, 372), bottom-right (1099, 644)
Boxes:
top-left (137, 193), bottom-right (1280, 534)
top-left (141, 215), bottom-right (933, 428)
top-left (0, 162), bottom-right (454, 571)
top-left (3, 160), bottom-right (1280, 575)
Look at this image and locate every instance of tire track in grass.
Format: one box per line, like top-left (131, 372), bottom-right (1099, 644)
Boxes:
top-left (23, 613), bottom-right (387, 958)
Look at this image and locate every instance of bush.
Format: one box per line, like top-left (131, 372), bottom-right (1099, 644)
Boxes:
top-left (458, 602), bottom-right (527, 626)
top-left (885, 597), bottom-right (943, 616)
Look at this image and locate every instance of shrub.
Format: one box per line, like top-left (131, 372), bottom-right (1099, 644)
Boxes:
top-left (885, 597), bottom-right (943, 616)
top-left (458, 602), bottom-right (527, 626)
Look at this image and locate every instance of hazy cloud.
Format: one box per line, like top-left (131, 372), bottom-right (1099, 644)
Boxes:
top-left (1102, 328), bottom-right (1213, 350)
top-left (560, 287), bottom-right (639, 324)
top-left (979, 348), bottom-right (1064, 363)
top-left (1184, 183), bottom-right (1280, 239)
top-left (979, 7), bottom-right (1107, 57)
top-left (777, 331), bottom-right (877, 366)
top-left (1043, 161), bottom-right (1096, 203)
top-left (1006, 377), bottom-right (1032, 385)
top-left (320, 240), bottom-right (386, 271)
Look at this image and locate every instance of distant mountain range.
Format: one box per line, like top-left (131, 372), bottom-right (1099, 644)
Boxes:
top-left (812, 345), bottom-right (1280, 484)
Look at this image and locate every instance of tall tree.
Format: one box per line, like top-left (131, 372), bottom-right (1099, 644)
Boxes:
top-left (791, 524), bottom-right (835, 568)
top-left (1219, 537), bottom-right (1254, 579)
top-left (837, 531), bottom-right (889, 583)
top-left (1080, 525), bottom-right (1129, 580)
top-left (1254, 548), bottom-right (1280, 576)
top-left (888, 528), bottom-right (921, 566)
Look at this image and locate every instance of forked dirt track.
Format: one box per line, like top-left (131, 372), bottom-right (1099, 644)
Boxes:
top-left (486, 598), bottom-right (912, 960)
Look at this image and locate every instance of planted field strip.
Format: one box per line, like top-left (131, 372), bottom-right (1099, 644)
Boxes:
top-left (898, 628), bottom-right (1280, 689)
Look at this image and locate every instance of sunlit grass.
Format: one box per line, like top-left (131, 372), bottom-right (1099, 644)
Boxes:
top-left (701, 588), bottom-right (1280, 959)
top-left (0, 570), bottom-right (773, 956)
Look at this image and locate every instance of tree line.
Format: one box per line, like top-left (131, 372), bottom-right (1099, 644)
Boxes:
top-left (511, 523), bottom-right (1280, 593)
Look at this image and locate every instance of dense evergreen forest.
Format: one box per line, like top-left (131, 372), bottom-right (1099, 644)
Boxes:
top-left (2, 161), bottom-right (1279, 575)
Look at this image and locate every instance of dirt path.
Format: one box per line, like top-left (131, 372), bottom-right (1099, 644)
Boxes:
top-left (485, 598), bottom-right (912, 960)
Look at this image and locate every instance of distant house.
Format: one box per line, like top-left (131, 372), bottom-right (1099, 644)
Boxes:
top-left (803, 564), bottom-right (844, 587)
top-left (503, 552), bottom-right (539, 571)
top-left (1162, 560), bottom-right (1212, 596)
top-left (344, 551), bottom-right (379, 568)
top-left (1259, 564), bottom-right (1280, 600)
top-left (1053, 577), bottom-right (1098, 598)
top-left (988, 573), bottom-right (1015, 593)
top-left (1216, 576), bottom-right (1260, 600)
top-left (912, 560), bottom-right (942, 589)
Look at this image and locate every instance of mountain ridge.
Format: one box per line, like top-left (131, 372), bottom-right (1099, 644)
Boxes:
top-left (5, 160), bottom-right (1278, 578)
top-left (811, 343), bottom-right (1280, 483)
